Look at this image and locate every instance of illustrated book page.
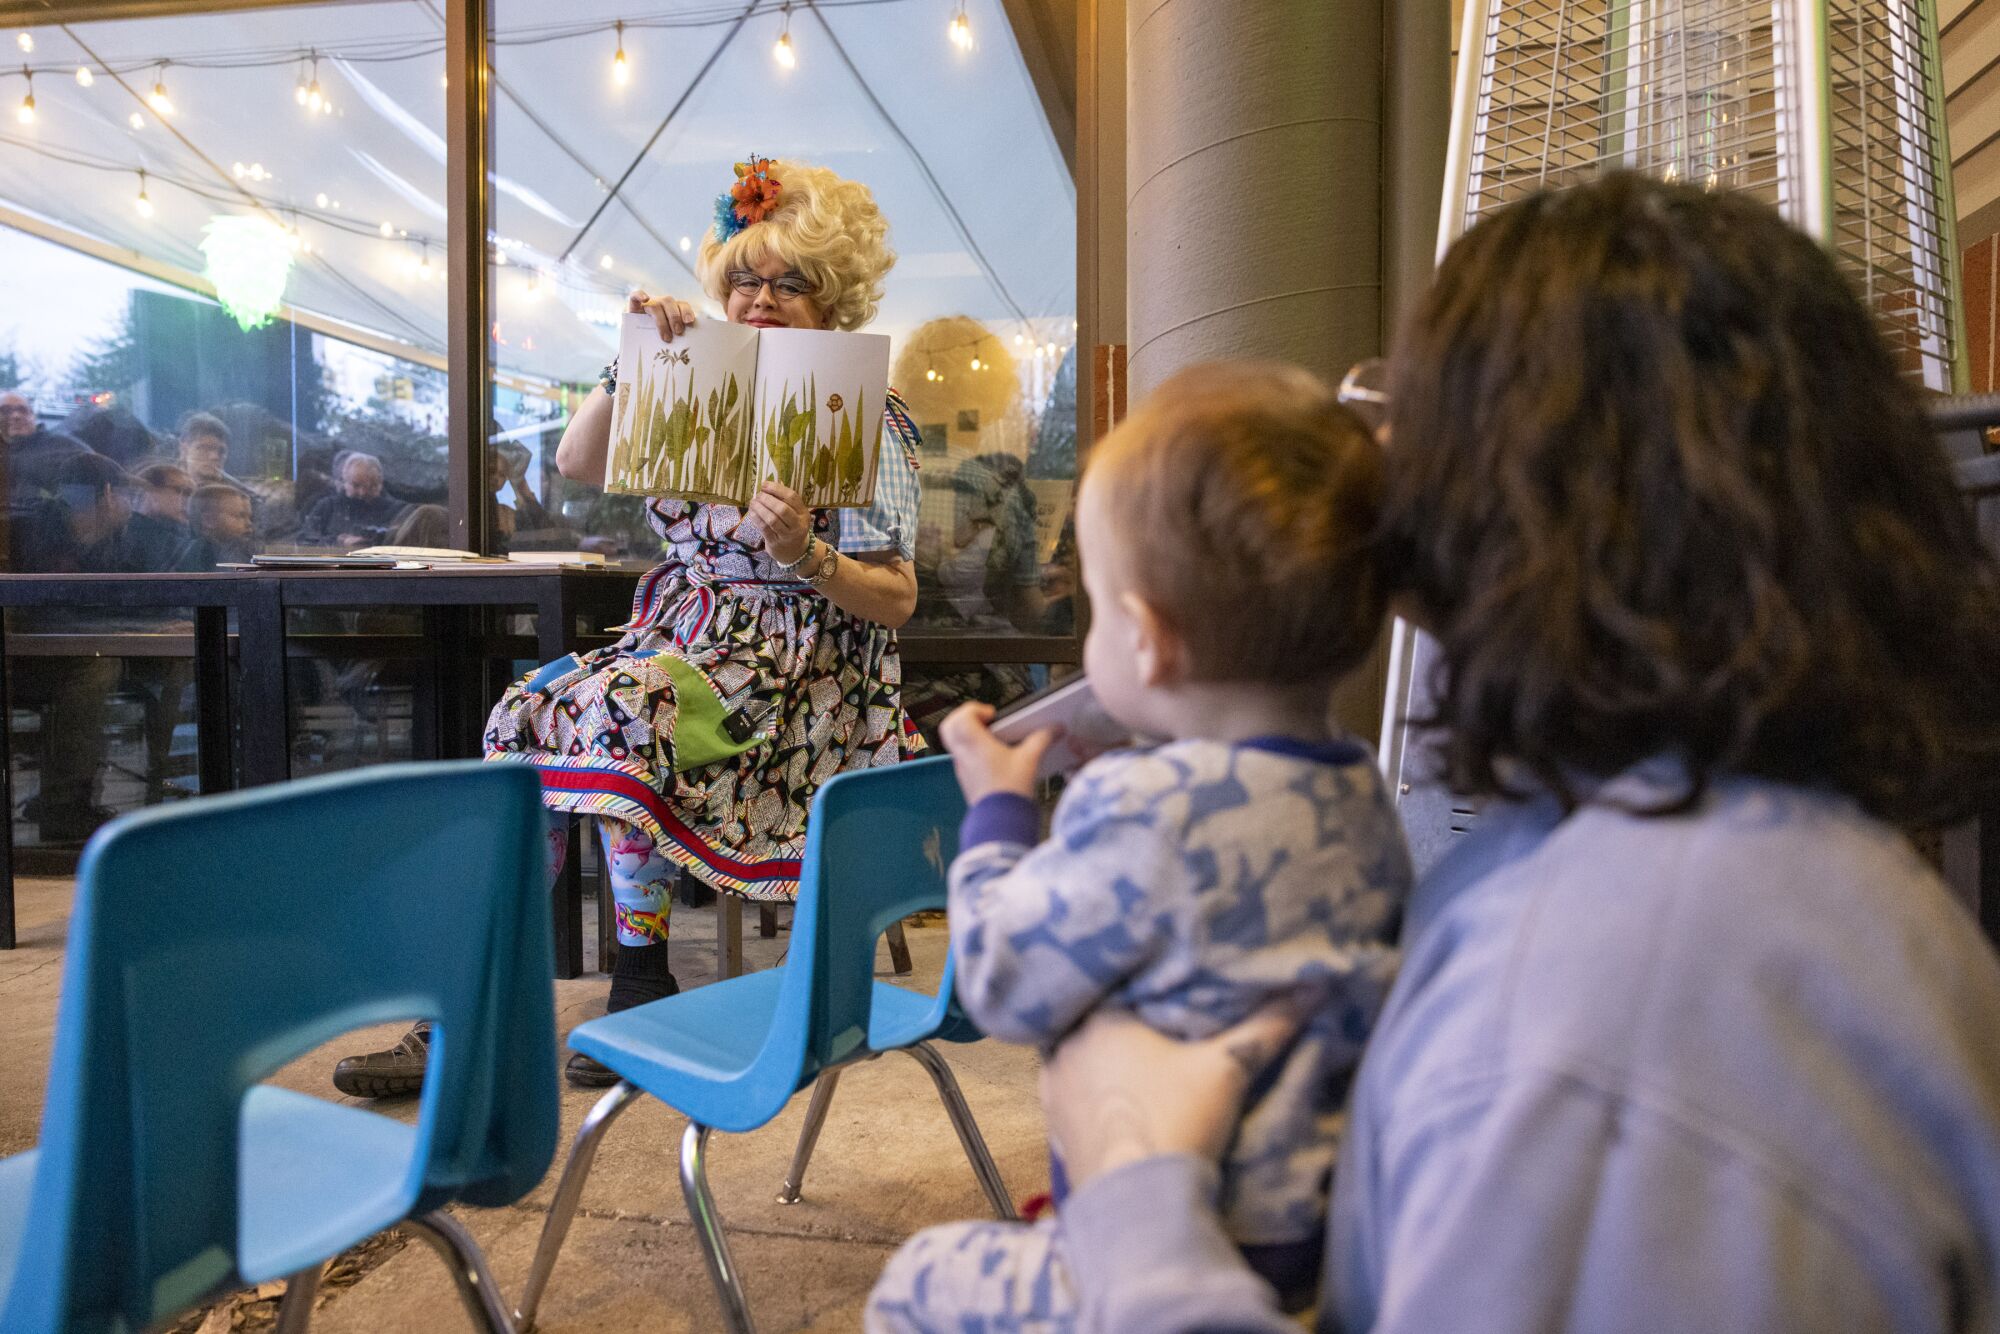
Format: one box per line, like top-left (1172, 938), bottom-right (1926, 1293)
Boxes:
top-left (603, 317), bottom-right (890, 508)
top-left (749, 327), bottom-right (891, 508)
top-left (604, 316), bottom-right (761, 502)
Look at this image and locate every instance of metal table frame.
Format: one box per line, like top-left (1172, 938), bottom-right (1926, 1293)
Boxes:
top-left (0, 567), bottom-right (638, 976)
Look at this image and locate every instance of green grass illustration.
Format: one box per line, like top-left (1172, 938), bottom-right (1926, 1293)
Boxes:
top-left (611, 355), bottom-right (879, 506)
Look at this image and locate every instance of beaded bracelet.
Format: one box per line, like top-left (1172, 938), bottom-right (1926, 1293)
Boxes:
top-left (598, 359), bottom-right (618, 396)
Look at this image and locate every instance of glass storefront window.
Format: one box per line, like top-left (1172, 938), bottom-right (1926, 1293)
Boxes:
top-left (484, 0), bottom-right (1080, 622)
top-left (0, 4), bottom-right (450, 575)
top-left (0, 4), bottom-right (449, 845)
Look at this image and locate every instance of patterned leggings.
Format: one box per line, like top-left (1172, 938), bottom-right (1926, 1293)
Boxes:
top-left (542, 811), bottom-right (678, 949)
top-left (866, 1218), bottom-right (1079, 1333)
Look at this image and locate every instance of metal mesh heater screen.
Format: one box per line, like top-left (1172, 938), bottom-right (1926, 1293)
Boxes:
top-left (1448, 0), bottom-right (1963, 391)
top-left (1384, 0), bottom-right (1967, 874)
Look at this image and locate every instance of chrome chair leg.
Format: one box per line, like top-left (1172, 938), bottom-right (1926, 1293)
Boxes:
top-left (905, 1042), bottom-right (1016, 1220)
top-left (681, 1122), bottom-right (757, 1334)
top-left (273, 1262), bottom-right (321, 1334)
top-left (776, 1068), bottom-right (843, 1204)
top-left (514, 1080), bottom-right (644, 1330)
top-left (403, 1211), bottom-right (517, 1334)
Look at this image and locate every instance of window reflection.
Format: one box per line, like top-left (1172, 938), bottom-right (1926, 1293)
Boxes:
top-left (483, 0), bottom-right (1081, 616)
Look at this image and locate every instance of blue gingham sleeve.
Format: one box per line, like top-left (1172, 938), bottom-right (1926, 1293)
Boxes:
top-left (836, 390), bottom-right (922, 561)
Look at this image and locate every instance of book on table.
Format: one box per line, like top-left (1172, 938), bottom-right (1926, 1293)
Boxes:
top-left (603, 314), bottom-right (892, 507)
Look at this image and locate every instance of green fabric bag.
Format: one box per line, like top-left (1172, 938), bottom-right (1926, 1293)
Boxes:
top-left (645, 650), bottom-right (771, 773)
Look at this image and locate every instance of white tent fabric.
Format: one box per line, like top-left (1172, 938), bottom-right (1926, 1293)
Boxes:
top-left (0, 0), bottom-right (1075, 390)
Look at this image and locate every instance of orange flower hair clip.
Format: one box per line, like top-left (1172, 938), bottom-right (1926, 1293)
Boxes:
top-left (714, 156), bottom-right (782, 242)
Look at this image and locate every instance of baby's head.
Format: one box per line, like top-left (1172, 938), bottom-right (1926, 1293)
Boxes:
top-left (1078, 361), bottom-right (1384, 739)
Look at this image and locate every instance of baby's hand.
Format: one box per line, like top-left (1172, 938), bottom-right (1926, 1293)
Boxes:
top-left (940, 702), bottom-right (1056, 804)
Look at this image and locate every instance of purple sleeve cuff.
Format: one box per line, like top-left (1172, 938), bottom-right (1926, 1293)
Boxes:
top-left (961, 792), bottom-right (1039, 850)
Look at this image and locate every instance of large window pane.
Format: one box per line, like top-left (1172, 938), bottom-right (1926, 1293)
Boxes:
top-left (1, 4), bottom-right (449, 574)
top-left (0, 4), bottom-right (448, 844)
top-left (484, 0), bottom-right (1080, 632)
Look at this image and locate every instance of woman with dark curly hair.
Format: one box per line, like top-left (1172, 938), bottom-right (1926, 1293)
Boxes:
top-left (887, 173), bottom-right (2000, 1333)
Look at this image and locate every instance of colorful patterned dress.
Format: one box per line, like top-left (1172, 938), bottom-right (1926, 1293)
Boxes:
top-left (483, 393), bottom-right (928, 901)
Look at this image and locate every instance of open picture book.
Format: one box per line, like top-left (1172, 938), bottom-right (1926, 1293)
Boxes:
top-left (604, 314), bottom-right (892, 507)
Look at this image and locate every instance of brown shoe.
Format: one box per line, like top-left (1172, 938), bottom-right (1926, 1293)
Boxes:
top-left (332, 1024), bottom-right (430, 1098)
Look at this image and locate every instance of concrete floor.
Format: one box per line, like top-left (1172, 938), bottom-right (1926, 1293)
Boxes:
top-left (0, 876), bottom-right (1048, 1332)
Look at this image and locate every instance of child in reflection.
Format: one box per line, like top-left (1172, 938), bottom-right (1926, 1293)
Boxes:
top-left (187, 483), bottom-right (255, 567)
top-left (873, 363), bottom-right (1413, 1328)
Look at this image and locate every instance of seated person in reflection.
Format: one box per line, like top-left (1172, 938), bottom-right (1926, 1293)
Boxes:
top-left (2, 390), bottom-right (89, 515)
top-left (62, 402), bottom-right (159, 470)
top-left (7, 453), bottom-right (137, 839)
top-left (489, 440), bottom-right (564, 552)
top-left (300, 451), bottom-right (407, 548)
top-left (874, 364), bottom-right (1413, 1326)
top-left (125, 463), bottom-right (201, 571)
top-left (187, 483), bottom-right (255, 566)
top-left (386, 502), bottom-right (451, 550)
top-left (10, 454), bottom-right (143, 574)
top-left (176, 412), bottom-right (256, 499)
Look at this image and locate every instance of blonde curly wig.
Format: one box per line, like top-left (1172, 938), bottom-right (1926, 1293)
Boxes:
top-left (697, 160), bottom-right (895, 332)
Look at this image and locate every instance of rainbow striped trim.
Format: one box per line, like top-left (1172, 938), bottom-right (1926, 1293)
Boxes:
top-left (491, 752), bottom-right (803, 900)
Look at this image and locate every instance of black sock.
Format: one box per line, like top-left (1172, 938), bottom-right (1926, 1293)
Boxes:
top-left (607, 941), bottom-right (678, 1012)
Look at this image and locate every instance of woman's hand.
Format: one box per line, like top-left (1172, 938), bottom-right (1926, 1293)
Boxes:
top-left (1041, 1002), bottom-right (1310, 1187)
top-left (748, 481), bottom-right (812, 566)
top-left (630, 290), bottom-right (698, 342)
top-left (940, 702), bottom-right (1056, 803)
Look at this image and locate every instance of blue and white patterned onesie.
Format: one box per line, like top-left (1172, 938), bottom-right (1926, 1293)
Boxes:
top-left (870, 735), bottom-right (1410, 1331)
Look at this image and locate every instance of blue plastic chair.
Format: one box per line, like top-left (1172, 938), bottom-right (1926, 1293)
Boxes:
top-left (0, 761), bottom-right (559, 1334)
top-left (514, 755), bottom-right (1014, 1334)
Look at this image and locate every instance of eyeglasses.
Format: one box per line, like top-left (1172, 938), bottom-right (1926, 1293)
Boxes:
top-left (725, 269), bottom-right (813, 302)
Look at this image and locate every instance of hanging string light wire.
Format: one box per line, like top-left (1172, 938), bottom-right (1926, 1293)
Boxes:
top-left (772, 3), bottom-right (796, 68)
top-left (15, 66), bottom-right (32, 124)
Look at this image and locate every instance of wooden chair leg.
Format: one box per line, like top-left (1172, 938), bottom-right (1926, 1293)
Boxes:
top-left (885, 919), bottom-right (913, 976)
top-left (758, 904), bottom-right (779, 938)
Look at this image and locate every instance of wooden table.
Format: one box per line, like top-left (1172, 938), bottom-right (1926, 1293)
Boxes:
top-left (0, 566), bottom-right (638, 975)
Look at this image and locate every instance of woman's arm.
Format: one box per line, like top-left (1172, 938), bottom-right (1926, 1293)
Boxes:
top-left (554, 385), bottom-right (614, 484)
top-left (748, 481), bottom-right (919, 628)
top-left (815, 549), bottom-right (917, 628)
top-left (1041, 1008), bottom-right (1305, 1334)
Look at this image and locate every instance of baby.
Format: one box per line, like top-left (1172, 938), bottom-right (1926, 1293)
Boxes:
top-left (933, 360), bottom-right (1412, 1312)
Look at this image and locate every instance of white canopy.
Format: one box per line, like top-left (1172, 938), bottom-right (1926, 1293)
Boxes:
top-left (0, 0), bottom-right (1076, 392)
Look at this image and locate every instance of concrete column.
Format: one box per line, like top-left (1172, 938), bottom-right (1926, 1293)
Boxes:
top-left (1125, 0), bottom-right (1383, 395)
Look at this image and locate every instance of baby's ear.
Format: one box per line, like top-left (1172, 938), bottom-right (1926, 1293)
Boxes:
top-left (1121, 591), bottom-right (1186, 689)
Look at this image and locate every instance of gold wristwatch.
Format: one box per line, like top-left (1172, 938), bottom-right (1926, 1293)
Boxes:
top-left (805, 544), bottom-right (839, 587)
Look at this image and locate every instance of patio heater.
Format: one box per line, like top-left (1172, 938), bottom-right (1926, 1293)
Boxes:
top-left (1383, 0), bottom-right (1967, 874)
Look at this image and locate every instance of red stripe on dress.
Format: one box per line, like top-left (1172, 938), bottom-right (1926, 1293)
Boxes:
top-left (537, 766), bottom-right (802, 883)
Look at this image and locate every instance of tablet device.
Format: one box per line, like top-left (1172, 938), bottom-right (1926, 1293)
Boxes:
top-left (988, 676), bottom-right (1133, 781)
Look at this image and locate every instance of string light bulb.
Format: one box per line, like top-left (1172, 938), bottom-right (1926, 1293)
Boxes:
top-left (611, 20), bottom-right (629, 86)
top-left (948, 4), bottom-right (972, 51)
top-left (127, 110), bottom-right (144, 130)
top-left (16, 68), bottom-right (33, 125)
top-left (148, 64), bottom-right (173, 115)
top-left (294, 61), bottom-right (308, 105)
top-left (773, 6), bottom-right (797, 68)
top-left (134, 170), bottom-right (154, 219)
top-left (74, 65), bottom-right (92, 88)
top-left (14, 32), bottom-right (30, 54)
top-left (969, 356), bottom-right (982, 371)
top-left (378, 220), bottom-right (393, 237)
top-left (305, 56), bottom-right (323, 113)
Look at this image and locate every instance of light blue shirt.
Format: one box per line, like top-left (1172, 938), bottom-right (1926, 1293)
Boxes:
top-left (836, 389), bottom-right (922, 561)
top-left (1060, 769), bottom-right (2000, 1333)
